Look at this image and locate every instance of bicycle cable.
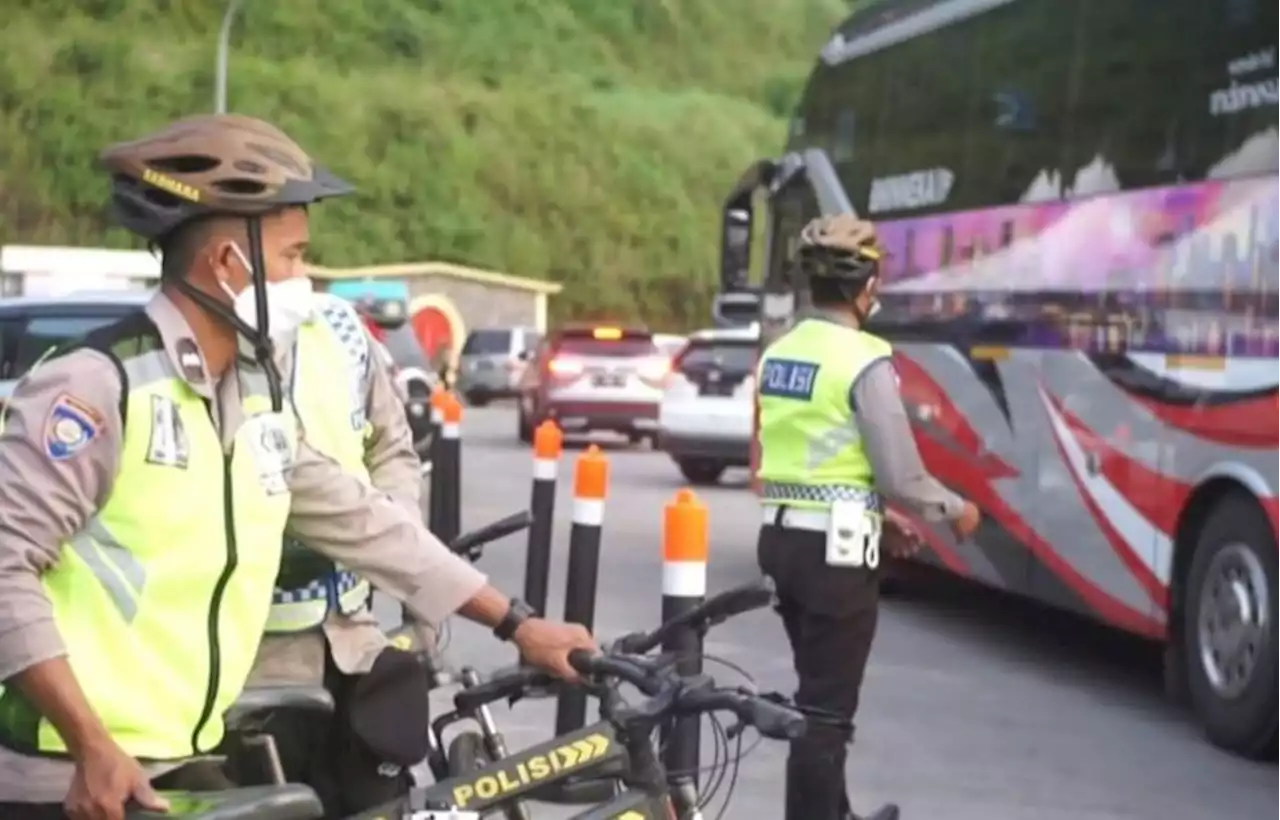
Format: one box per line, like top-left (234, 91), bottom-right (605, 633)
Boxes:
top-left (710, 727), bottom-right (746, 820)
top-left (645, 649), bottom-right (770, 816)
top-left (697, 712), bottom-right (730, 811)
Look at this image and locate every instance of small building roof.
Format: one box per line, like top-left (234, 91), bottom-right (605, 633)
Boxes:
top-left (307, 261), bottom-right (563, 296)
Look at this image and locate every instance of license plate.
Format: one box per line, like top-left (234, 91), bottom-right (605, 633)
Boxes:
top-left (592, 374), bottom-right (625, 387)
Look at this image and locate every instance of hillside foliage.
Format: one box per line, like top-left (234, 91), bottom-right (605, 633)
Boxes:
top-left (0, 0), bottom-right (852, 326)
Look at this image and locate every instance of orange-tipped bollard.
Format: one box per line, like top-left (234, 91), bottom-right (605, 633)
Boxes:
top-left (426, 385), bottom-right (451, 531)
top-left (660, 488), bottom-right (709, 783)
top-left (524, 420), bottom-right (565, 615)
top-left (554, 443), bottom-right (611, 738)
top-left (663, 489), bottom-right (710, 570)
top-left (434, 392), bottom-right (464, 543)
top-left (572, 444), bottom-right (610, 517)
top-left (534, 419), bottom-right (563, 461)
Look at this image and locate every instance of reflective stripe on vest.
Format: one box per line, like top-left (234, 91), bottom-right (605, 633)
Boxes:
top-left (266, 301), bottom-right (374, 633)
top-left (265, 569), bottom-right (372, 632)
top-left (0, 333), bottom-right (294, 760)
top-left (755, 318), bottom-right (890, 510)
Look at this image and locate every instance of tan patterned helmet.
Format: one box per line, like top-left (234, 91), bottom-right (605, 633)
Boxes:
top-left (99, 113), bottom-right (354, 240)
top-left (796, 214), bottom-right (884, 282)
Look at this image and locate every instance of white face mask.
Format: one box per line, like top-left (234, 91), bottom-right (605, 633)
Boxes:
top-left (220, 243), bottom-right (315, 342)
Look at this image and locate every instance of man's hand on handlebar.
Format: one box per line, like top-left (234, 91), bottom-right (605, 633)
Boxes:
top-left (66, 736), bottom-right (168, 820)
top-left (513, 619), bottom-right (599, 682)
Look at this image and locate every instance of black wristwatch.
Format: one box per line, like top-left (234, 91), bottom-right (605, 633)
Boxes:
top-left (494, 598), bottom-right (537, 642)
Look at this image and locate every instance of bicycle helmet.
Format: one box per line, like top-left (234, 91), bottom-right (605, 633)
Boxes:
top-left (99, 114), bottom-right (354, 410)
top-left (795, 214), bottom-right (884, 285)
top-left (99, 113), bottom-right (354, 241)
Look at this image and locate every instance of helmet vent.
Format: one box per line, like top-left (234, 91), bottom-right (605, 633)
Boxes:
top-left (215, 178), bottom-right (268, 196)
top-left (143, 188), bottom-right (185, 209)
top-left (233, 159), bottom-right (268, 174)
top-left (147, 154), bottom-right (221, 174)
top-left (247, 142), bottom-right (307, 177)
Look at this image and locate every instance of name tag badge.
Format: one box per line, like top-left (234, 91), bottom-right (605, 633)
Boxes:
top-left (245, 413), bottom-right (295, 496)
top-left (826, 498), bottom-right (881, 570)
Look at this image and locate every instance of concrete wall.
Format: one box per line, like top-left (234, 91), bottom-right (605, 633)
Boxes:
top-left (404, 275), bottom-right (539, 331)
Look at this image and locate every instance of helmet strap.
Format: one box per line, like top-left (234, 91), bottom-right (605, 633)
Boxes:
top-left (244, 216), bottom-right (285, 413)
top-left (167, 215), bottom-right (285, 412)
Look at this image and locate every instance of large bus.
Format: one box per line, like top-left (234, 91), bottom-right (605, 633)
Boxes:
top-left (717, 0), bottom-right (1278, 758)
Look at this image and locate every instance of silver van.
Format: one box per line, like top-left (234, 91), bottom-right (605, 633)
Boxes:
top-left (456, 327), bottom-right (540, 406)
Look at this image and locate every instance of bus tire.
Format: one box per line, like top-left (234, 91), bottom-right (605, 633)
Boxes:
top-left (447, 732), bottom-right (526, 820)
top-left (1183, 493), bottom-right (1278, 759)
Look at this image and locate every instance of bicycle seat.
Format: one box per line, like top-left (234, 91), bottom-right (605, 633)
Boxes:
top-left (224, 685), bottom-right (335, 729)
top-left (125, 785), bottom-right (323, 820)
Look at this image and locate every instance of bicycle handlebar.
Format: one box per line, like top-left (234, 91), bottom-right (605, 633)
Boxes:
top-left (454, 577), bottom-right (804, 739)
top-left (564, 648), bottom-right (805, 740)
top-left (448, 510), bottom-right (533, 561)
top-left (613, 575), bottom-right (777, 654)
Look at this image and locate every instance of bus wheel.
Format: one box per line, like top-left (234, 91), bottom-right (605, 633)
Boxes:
top-left (1184, 493), bottom-right (1278, 759)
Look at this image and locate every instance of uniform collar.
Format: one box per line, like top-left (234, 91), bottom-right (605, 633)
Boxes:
top-left (144, 289), bottom-right (215, 398)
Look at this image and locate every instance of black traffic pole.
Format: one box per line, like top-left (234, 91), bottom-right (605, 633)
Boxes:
top-left (436, 392), bottom-right (463, 545)
top-left (539, 444), bottom-right (616, 806)
top-left (659, 489), bottom-right (708, 792)
top-left (523, 420), bottom-right (563, 617)
top-left (426, 387), bottom-right (446, 535)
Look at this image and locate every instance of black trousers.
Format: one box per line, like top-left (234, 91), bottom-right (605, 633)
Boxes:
top-left (758, 522), bottom-right (881, 820)
top-left (224, 644), bottom-right (427, 820)
top-left (0, 759), bottom-right (233, 820)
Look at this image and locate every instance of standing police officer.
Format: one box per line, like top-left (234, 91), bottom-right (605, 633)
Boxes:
top-left (755, 215), bottom-right (981, 820)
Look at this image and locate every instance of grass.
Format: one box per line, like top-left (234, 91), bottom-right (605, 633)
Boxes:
top-left (0, 0), bottom-right (852, 326)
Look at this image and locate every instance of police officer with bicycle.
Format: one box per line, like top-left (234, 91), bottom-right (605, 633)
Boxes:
top-left (755, 215), bottom-right (982, 820)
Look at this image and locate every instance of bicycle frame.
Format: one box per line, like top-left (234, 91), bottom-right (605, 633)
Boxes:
top-left (348, 721), bottom-right (678, 819)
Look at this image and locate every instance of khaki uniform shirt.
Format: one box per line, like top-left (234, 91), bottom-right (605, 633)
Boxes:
top-left (0, 291), bottom-right (484, 802)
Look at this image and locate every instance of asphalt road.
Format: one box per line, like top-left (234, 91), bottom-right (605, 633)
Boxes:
top-left (378, 405), bottom-right (1276, 820)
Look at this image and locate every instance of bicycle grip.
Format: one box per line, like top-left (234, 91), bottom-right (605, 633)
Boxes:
top-left (748, 698), bottom-right (808, 740)
top-left (567, 648), bottom-right (597, 676)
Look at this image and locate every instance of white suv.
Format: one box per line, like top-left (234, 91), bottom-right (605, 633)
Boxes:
top-left (657, 325), bottom-right (759, 485)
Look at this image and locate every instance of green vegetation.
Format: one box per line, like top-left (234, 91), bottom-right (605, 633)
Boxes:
top-left (0, 0), bottom-right (851, 326)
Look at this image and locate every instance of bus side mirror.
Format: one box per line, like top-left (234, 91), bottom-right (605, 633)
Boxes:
top-left (720, 206), bottom-right (753, 292)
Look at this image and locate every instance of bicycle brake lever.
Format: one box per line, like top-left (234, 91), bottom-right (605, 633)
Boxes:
top-left (613, 685), bottom-right (680, 726)
top-left (507, 678), bottom-right (560, 707)
top-left (610, 632), bottom-right (648, 654)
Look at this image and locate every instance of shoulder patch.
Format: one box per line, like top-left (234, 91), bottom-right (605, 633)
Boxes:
top-left (759, 358), bottom-right (820, 401)
top-left (44, 394), bottom-right (103, 460)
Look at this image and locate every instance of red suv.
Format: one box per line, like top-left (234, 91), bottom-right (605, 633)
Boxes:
top-left (515, 325), bottom-right (670, 444)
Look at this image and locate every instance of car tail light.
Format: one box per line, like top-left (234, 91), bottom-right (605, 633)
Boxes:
top-left (637, 356), bottom-right (670, 387)
top-left (547, 356), bottom-right (584, 380)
